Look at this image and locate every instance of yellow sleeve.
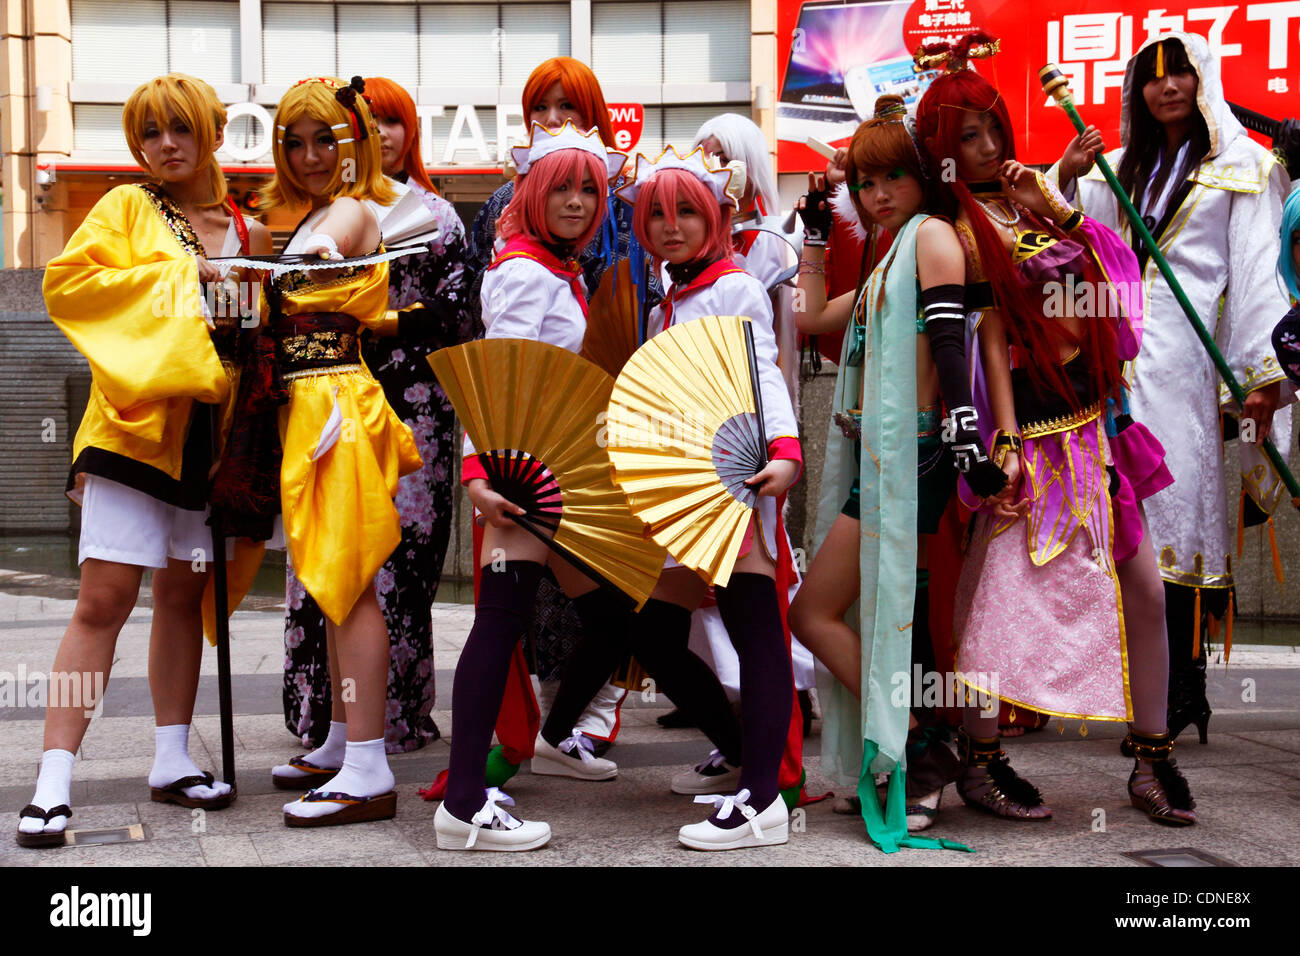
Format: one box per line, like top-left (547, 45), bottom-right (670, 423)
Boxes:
top-left (43, 186), bottom-right (228, 413)
top-left (281, 259), bottom-right (391, 331)
top-left (349, 261), bottom-right (391, 332)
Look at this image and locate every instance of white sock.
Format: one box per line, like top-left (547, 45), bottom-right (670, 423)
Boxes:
top-left (273, 720), bottom-right (347, 779)
top-left (284, 738), bottom-right (394, 819)
top-left (148, 724), bottom-right (231, 799)
top-left (19, 749), bottom-right (75, 835)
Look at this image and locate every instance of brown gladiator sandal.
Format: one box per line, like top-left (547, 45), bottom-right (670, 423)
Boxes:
top-left (1124, 730), bottom-right (1197, 826)
top-left (956, 729), bottom-right (1053, 820)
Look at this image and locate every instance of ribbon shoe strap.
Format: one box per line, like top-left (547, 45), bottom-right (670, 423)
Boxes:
top-left (692, 787), bottom-right (763, 839)
top-left (467, 787), bottom-right (521, 848)
top-left (559, 730), bottom-right (596, 762)
top-left (694, 748), bottom-right (727, 773)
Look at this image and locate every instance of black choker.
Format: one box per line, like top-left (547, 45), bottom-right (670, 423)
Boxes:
top-left (541, 238), bottom-right (578, 263)
top-left (967, 180), bottom-right (1003, 195)
top-left (666, 257), bottom-right (718, 288)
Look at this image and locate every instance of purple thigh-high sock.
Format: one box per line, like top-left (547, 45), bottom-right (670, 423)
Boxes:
top-left (628, 599), bottom-right (742, 765)
top-left (714, 572), bottom-right (793, 824)
top-left (443, 560), bottom-right (544, 822)
top-left (541, 589), bottom-right (634, 747)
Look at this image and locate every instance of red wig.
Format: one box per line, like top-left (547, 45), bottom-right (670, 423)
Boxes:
top-left (631, 169), bottom-right (733, 267)
top-left (522, 57), bottom-right (614, 147)
top-left (497, 148), bottom-right (609, 250)
top-left (363, 76), bottom-right (436, 193)
top-left (916, 47), bottom-right (1120, 406)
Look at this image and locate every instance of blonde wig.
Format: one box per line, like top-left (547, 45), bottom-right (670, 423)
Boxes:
top-left (122, 73), bottom-right (228, 207)
top-left (261, 77), bottom-right (396, 209)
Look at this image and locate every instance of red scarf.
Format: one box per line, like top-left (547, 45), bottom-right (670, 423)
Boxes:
top-left (226, 197), bottom-right (250, 254)
top-left (488, 234), bottom-right (589, 319)
top-left (732, 196), bottom-right (766, 257)
top-left (659, 258), bottom-right (743, 332)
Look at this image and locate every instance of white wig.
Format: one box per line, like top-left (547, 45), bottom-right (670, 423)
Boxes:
top-left (692, 112), bottom-right (778, 215)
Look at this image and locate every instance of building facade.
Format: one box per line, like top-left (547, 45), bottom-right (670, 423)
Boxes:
top-left (2, 0), bottom-right (781, 265)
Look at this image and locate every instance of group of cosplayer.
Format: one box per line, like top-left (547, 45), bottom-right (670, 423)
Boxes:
top-left (18, 27), bottom-right (1298, 855)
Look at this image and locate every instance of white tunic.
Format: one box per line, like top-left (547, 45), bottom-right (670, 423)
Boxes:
top-left (734, 230), bottom-right (791, 290)
top-left (649, 269), bottom-right (800, 448)
top-left (1068, 31), bottom-right (1293, 589)
top-left (464, 254), bottom-right (588, 461)
top-left (480, 254), bottom-right (587, 351)
top-left (649, 268), bottom-right (800, 566)
top-left (735, 231), bottom-right (802, 409)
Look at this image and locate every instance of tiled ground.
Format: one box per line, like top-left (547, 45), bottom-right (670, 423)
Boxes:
top-left (3, 569), bottom-right (1299, 867)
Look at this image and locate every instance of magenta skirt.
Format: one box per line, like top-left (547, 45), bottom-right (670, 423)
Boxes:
top-left (1109, 419), bottom-right (1173, 564)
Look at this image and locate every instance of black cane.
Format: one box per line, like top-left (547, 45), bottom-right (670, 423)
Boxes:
top-left (209, 404), bottom-right (236, 789)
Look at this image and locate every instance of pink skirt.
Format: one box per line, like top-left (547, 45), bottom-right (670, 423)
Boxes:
top-left (954, 513), bottom-right (1131, 722)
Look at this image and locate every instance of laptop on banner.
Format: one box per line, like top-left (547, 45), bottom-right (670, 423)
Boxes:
top-left (778, 1), bottom-right (940, 145)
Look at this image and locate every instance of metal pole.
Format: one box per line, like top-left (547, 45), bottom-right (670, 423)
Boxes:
top-left (1040, 64), bottom-right (1300, 507)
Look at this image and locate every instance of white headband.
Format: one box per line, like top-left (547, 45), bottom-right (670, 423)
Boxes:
top-left (510, 121), bottom-right (627, 181)
top-left (615, 145), bottom-right (745, 209)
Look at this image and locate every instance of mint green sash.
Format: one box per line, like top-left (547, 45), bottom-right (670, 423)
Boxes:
top-left (812, 215), bottom-right (971, 854)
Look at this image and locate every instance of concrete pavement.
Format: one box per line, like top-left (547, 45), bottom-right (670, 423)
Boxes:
top-left (2, 566), bottom-right (1299, 867)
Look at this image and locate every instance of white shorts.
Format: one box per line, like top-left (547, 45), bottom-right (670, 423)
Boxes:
top-left (78, 475), bottom-right (228, 569)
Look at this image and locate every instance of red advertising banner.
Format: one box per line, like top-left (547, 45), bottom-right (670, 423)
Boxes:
top-left (777, 0), bottom-right (1300, 171)
top-left (607, 103), bottom-right (645, 152)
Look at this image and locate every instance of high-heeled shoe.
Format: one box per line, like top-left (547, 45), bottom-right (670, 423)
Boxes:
top-left (1123, 730), bottom-right (1197, 826)
top-left (1123, 706), bottom-right (1209, 757)
top-left (955, 729), bottom-right (1052, 820)
top-left (1167, 700), bottom-right (1211, 745)
top-left (1166, 623), bottom-right (1211, 744)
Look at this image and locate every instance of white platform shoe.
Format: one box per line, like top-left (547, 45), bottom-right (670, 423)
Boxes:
top-left (670, 748), bottom-right (741, 795)
top-left (435, 788), bottom-right (551, 851)
top-left (530, 731), bottom-right (617, 781)
top-left (678, 788), bottom-right (789, 851)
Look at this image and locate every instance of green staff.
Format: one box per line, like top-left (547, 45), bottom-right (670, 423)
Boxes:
top-left (1040, 63), bottom-right (1300, 508)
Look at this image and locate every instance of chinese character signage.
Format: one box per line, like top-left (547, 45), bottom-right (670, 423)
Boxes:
top-left (777, 0), bottom-right (1300, 171)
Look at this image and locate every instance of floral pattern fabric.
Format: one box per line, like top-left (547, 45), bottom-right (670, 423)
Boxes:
top-left (1273, 305), bottom-right (1300, 386)
top-left (283, 179), bottom-right (478, 752)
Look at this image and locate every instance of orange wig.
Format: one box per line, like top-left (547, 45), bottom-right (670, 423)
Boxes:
top-left (522, 57), bottom-right (614, 147)
top-left (363, 76), bottom-right (437, 193)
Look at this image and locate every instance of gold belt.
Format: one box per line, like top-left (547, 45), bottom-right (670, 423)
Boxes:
top-left (1021, 400), bottom-right (1103, 439)
top-left (282, 363), bottom-right (365, 382)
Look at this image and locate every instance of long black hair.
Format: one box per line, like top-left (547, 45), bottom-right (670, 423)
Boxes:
top-left (1117, 38), bottom-right (1211, 210)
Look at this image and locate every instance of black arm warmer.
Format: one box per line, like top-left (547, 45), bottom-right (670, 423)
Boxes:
top-left (921, 284), bottom-right (1007, 498)
top-left (921, 284), bottom-right (973, 413)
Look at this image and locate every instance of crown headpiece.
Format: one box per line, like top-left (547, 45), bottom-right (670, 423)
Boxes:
top-left (615, 146), bottom-right (746, 209)
top-left (913, 31), bottom-right (1002, 73)
top-left (511, 121), bottom-right (626, 181)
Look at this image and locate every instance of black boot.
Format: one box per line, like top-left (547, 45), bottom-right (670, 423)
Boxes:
top-left (1163, 582), bottom-right (1214, 744)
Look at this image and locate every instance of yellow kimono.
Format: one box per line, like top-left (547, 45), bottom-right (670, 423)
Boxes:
top-left (270, 255), bottom-right (422, 625)
top-left (44, 184), bottom-right (230, 504)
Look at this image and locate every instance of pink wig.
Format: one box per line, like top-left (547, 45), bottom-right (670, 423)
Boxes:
top-left (631, 169), bottom-right (733, 266)
top-left (497, 149), bottom-right (609, 249)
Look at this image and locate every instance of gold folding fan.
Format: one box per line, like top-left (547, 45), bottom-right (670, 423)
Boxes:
top-left (429, 339), bottom-right (666, 608)
top-left (581, 257), bottom-right (642, 377)
top-left (606, 315), bottom-right (768, 587)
